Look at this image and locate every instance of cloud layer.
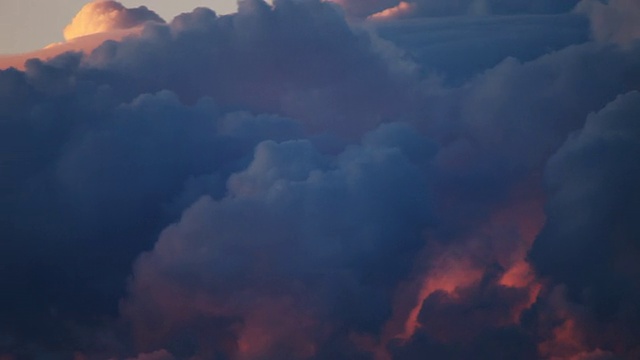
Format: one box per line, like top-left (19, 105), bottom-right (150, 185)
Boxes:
top-left (1, 0), bottom-right (640, 359)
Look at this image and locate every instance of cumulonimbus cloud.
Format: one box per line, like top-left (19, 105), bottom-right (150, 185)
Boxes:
top-left (1, 0), bottom-right (640, 359)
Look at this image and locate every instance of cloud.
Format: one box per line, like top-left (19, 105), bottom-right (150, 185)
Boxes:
top-left (390, 265), bottom-right (538, 360)
top-left (529, 91), bottom-right (640, 358)
top-left (375, 13), bottom-right (590, 84)
top-left (370, 2), bottom-right (417, 21)
top-left (0, 58), bottom-right (303, 357)
top-left (80, 0), bottom-right (419, 137)
top-left (122, 123), bottom-right (435, 358)
top-left (372, 7), bottom-right (640, 360)
top-left (0, 3), bottom-right (424, 355)
top-left (575, 0), bottom-right (640, 46)
top-left (126, 349), bottom-right (175, 360)
top-left (330, 0), bottom-right (401, 18)
top-left (0, 1), bottom-right (164, 70)
top-left (63, 0), bottom-right (164, 41)
top-left (1, 0), bottom-right (640, 359)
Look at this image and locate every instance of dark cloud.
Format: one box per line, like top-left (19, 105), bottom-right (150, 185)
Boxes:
top-left (390, 265), bottom-right (538, 360)
top-left (1, 0), bottom-right (640, 359)
top-left (122, 123), bottom-right (435, 358)
top-left (82, 0), bottom-right (420, 137)
top-left (530, 91), bottom-right (640, 358)
top-left (331, 0), bottom-right (580, 19)
top-left (0, 60), bottom-right (303, 357)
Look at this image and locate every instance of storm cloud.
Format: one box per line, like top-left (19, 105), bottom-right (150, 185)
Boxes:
top-left (1, 0), bottom-right (640, 359)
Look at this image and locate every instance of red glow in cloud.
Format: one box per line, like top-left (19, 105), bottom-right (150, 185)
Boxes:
top-left (384, 185), bottom-right (547, 347)
top-left (539, 318), bottom-right (586, 360)
top-left (500, 260), bottom-right (542, 321)
top-left (398, 254), bottom-right (484, 340)
top-left (237, 297), bottom-right (320, 360)
top-left (494, 193), bottom-right (545, 319)
top-left (369, 2), bottom-right (417, 20)
top-left (534, 286), bottom-right (616, 360)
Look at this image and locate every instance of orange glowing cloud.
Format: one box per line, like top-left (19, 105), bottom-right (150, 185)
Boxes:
top-left (383, 184), bottom-right (547, 347)
top-left (499, 260), bottom-right (542, 321)
top-left (369, 2), bottom-right (417, 21)
top-left (399, 255), bottom-right (484, 340)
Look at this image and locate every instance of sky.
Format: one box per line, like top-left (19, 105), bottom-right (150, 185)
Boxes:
top-left (1, 0), bottom-right (640, 359)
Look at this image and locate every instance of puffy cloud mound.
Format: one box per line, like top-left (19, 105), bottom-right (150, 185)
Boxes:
top-left (63, 0), bottom-right (164, 41)
top-left (123, 123), bottom-right (435, 358)
top-left (331, 0), bottom-right (400, 18)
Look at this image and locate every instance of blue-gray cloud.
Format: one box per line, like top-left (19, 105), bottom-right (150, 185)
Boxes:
top-left (1, 0), bottom-right (640, 359)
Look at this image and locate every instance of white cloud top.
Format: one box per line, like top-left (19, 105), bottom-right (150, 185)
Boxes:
top-left (63, 0), bottom-right (163, 41)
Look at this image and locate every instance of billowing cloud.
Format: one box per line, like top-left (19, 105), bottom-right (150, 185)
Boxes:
top-left (63, 0), bottom-right (164, 41)
top-left (370, 2), bottom-right (417, 21)
top-left (0, 1), bottom-right (164, 70)
top-left (122, 123), bottom-right (435, 358)
top-left (1, 0), bottom-right (640, 359)
top-left (390, 265), bottom-right (539, 360)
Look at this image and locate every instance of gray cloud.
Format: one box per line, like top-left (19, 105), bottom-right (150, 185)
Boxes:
top-left (2, 0), bottom-right (640, 359)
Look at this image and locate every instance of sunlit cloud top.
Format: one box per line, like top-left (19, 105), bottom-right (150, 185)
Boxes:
top-left (63, 0), bottom-right (164, 41)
